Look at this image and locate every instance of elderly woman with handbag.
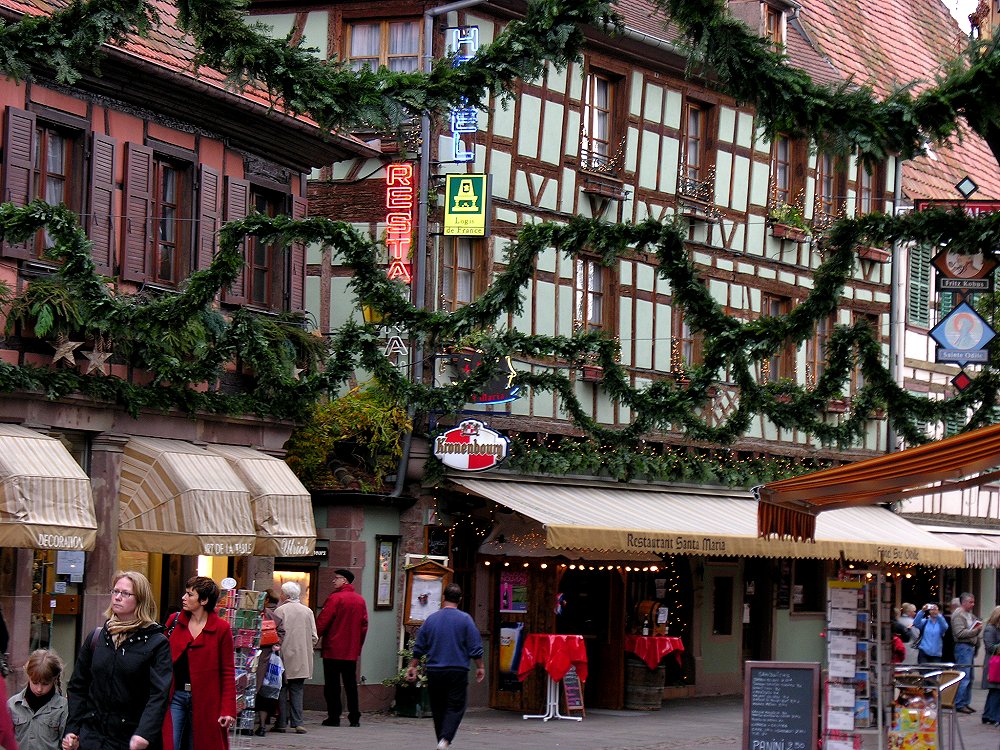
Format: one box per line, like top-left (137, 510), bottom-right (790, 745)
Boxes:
top-left (981, 606), bottom-right (1000, 727)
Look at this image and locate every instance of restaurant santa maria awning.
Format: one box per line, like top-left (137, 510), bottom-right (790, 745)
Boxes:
top-left (756, 421), bottom-right (1000, 542)
top-left (453, 476), bottom-right (965, 567)
top-left (119, 437), bottom-right (256, 556)
top-left (205, 445), bottom-right (316, 557)
top-left (0, 424), bottom-right (96, 551)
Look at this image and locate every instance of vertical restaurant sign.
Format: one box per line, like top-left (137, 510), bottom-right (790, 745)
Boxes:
top-left (446, 27), bottom-right (480, 162)
top-left (433, 418), bottom-right (509, 471)
top-left (444, 174), bottom-right (489, 236)
top-left (385, 162), bottom-right (413, 283)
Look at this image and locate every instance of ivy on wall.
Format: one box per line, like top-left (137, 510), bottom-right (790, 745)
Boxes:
top-left (0, 0), bottom-right (998, 476)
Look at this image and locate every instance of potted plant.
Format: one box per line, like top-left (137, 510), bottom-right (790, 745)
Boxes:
top-left (767, 202), bottom-right (812, 242)
top-left (382, 648), bottom-right (431, 718)
top-left (580, 352), bottom-right (603, 382)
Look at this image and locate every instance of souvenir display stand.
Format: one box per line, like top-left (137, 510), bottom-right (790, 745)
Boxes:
top-left (516, 633), bottom-right (588, 722)
top-left (216, 588), bottom-right (267, 745)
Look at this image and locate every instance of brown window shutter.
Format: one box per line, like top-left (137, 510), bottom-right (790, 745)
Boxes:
top-left (222, 176), bottom-right (250, 305)
top-left (289, 195), bottom-right (308, 313)
top-left (121, 142), bottom-right (153, 282)
top-left (88, 133), bottom-right (117, 275)
top-left (197, 165), bottom-right (221, 271)
top-left (2, 106), bottom-right (37, 259)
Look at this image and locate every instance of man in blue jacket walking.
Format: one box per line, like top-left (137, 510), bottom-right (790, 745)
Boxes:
top-left (406, 583), bottom-right (484, 750)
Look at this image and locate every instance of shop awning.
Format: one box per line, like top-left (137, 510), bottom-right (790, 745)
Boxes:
top-left (0, 424), bottom-right (96, 551)
top-left (454, 476), bottom-right (965, 567)
top-left (205, 445), bottom-right (316, 557)
top-left (119, 437), bottom-right (256, 556)
top-left (918, 526), bottom-right (1000, 568)
top-left (756, 422), bottom-right (1000, 540)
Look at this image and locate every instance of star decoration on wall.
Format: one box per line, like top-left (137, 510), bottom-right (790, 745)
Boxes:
top-left (82, 350), bottom-right (112, 375)
top-left (292, 367), bottom-right (304, 381)
top-left (51, 337), bottom-right (83, 366)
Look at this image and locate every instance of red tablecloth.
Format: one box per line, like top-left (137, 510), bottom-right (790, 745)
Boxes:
top-left (624, 635), bottom-right (685, 670)
top-left (517, 634), bottom-right (588, 682)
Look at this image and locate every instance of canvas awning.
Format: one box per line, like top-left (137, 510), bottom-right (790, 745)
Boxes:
top-left (205, 445), bottom-right (316, 557)
top-left (119, 437), bottom-right (256, 556)
top-left (454, 476), bottom-right (965, 567)
top-left (918, 526), bottom-right (1000, 568)
top-left (0, 424), bottom-right (96, 550)
top-left (756, 422), bottom-right (1000, 540)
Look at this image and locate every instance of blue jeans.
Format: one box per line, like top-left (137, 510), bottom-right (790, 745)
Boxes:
top-left (170, 689), bottom-right (193, 750)
top-left (954, 642), bottom-right (975, 709)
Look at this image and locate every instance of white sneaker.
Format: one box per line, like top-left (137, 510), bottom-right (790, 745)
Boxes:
top-left (436, 740), bottom-right (450, 750)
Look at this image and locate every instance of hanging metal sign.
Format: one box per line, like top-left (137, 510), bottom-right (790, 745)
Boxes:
top-left (433, 419), bottom-right (510, 472)
top-left (929, 301), bottom-right (996, 366)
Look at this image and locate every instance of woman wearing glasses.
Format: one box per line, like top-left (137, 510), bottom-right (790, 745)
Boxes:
top-left (62, 572), bottom-right (172, 750)
top-left (161, 577), bottom-right (235, 750)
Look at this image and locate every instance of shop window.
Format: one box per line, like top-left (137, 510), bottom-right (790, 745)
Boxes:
top-left (761, 293), bottom-right (793, 382)
top-left (907, 244), bottom-right (932, 328)
top-left (574, 256), bottom-right (610, 332)
top-left (346, 20), bottom-right (420, 72)
top-left (712, 575), bottom-right (734, 635)
top-left (440, 237), bottom-right (484, 311)
top-left (791, 559), bottom-right (827, 614)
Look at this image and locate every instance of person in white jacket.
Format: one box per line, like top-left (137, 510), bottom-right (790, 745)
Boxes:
top-left (270, 582), bottom-right (318, 734)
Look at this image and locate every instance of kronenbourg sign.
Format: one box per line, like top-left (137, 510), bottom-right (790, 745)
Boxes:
top-left (433, 419), bottom-right (510, 472)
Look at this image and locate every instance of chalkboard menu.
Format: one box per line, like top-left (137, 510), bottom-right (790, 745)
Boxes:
top-left (562, 665), bottom-right (584, 715)
top-left (742, 662), bottom-right (820, 750)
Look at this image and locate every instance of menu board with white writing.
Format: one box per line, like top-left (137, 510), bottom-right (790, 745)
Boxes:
top-left (742, 662), bottom-right (820, 750)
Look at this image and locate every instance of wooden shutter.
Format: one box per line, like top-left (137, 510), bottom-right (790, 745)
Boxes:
top-left (121, 143), bottom-right (153, 282)
top-left (907, 244), bottom-right (931, 328)
top-left (196, 165), bottom-right (221, 271)
top-left (88, 133), bottom-right (117, 275)
top-left (2, 106), bottom-right (37, 259)
top-left (289, 195), bottom-right (307, 313)
top-left (222, 176), bottom-right (250, 305)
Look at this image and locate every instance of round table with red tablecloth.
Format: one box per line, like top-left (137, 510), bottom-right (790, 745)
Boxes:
top-left (624, 634), bottom-right (685, 669)
top-left (517, 634), bottom-right (588, 721)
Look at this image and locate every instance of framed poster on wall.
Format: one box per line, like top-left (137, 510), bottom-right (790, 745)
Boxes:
top-left (403, 559), bottom-right (452, 626)
top-left (374, 535), bottom-right (399, 610)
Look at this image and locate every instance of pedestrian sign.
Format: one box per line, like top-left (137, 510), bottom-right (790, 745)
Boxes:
top-left (444, 173), bottom-right (489, 236)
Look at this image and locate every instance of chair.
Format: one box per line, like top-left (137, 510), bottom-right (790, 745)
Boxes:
top-left (934, 669), bottom-right (966, 750)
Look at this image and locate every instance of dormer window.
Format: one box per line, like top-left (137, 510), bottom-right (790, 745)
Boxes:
top-left (763, 3), bottom-right (785, 49)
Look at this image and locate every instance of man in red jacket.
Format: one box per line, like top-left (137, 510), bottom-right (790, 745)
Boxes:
top-left (316, 569), bottom-right (368, 727)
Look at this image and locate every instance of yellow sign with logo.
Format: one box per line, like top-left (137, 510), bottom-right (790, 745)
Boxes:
top-left (444, 174), bottom-right (489, 236)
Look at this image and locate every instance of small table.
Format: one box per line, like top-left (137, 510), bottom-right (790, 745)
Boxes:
top-left (624, 635), bottom-right (685, 669)
top-left (517, 634), bottom-right (588, 722)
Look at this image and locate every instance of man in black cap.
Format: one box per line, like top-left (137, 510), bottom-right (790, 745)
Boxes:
top-left (316, 568), bottom-right (368, 727)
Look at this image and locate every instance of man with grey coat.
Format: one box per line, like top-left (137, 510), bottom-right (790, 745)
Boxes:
top-left (271, 582), bottom-right (318, 734)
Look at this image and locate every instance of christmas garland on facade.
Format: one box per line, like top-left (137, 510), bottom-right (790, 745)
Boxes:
top-left (0, 0), bottom-right (997, 464)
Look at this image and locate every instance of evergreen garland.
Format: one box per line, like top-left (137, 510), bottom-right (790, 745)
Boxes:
top-left (0, 0), bottom-right (997, 475)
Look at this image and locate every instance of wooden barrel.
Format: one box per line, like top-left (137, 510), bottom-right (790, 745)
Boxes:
top-left (624, 654), bottom-right (665, 710)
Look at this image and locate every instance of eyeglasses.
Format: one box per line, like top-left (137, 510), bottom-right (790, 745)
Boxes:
top-left (110, 589), bottom-right (135, 599)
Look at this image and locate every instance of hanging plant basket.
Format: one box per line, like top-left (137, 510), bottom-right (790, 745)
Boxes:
top-left (857, 245), bottom-right (891, 262)
top-left (580, 364), bottom-right (604, 382)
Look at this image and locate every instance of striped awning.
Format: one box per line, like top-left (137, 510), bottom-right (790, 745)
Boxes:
top-left (757, 422), bottom-right (1000, 540)
top-left (119, 437), bottom-right (256, 556)
top-left (0, 424), bottom-right (96, 551)
top-left (919, 527), bottom-right (1000, 568)
top-left (454, 476), bottom-right (965, 567)
top-left (205, 445), bottom-right (316, 557)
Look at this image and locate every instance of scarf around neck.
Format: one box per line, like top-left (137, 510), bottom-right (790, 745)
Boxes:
top-left (106, 615), bottom-right (149, 647)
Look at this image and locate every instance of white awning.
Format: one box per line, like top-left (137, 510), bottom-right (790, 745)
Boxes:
top-left (0, 424), bottom-right (96, 550)
top-left (454, 476), bottom-right (965, 567)
top-left (918, 526), bottom-right (1000, 568)
top-left (205, 445), bottom-right (316, 557)
top-left (119, 438), bottom-right (256, 556)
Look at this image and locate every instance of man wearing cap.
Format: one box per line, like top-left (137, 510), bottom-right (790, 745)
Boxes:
top-left (316, 568), bottom-right (368, 727)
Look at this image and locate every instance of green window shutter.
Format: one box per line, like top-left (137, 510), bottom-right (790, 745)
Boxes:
top-left (908, 244), bottom-right (931, 327)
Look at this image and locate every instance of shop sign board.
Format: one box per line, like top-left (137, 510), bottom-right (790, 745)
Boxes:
top-left (448, 350), bottom-right (520, 404)
top-left (931, 248), bottom-right (997, 291)
top-left (443, 174), bottom-right (490, 236)
top-left (433, 419), bottom-right (509, 472)
top-left (743, 661), bottom-right (820, 750)
top-left (385, 162), bottom-right (414, 283)
top-left (929, 301), bottom-right (996, 366)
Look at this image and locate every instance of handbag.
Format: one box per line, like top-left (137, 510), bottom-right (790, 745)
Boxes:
top-left (260, 615), bottom-right (279, 647)
top-left (989, 653), bottom-right (1000, 683)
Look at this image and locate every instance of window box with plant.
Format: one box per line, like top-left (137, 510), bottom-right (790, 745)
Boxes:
top-left (767, 202), bottom-right (812, 242)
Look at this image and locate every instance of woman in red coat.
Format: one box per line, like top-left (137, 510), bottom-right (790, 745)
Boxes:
top-left (162, 577), bottom-right (236, 750)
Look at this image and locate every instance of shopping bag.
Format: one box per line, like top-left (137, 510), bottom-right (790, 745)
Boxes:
top-left (988, 653), bottom-right (1000, 683)
top-left (259, 652), bottom-right (284, 700)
